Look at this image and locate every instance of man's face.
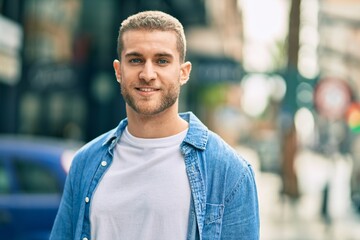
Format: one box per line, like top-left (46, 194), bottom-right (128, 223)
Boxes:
top-left (114, 30), bottom-right (191, 116)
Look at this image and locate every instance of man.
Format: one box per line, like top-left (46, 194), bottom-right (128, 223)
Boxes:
top-left (50, 10), bottom-right (259, 240)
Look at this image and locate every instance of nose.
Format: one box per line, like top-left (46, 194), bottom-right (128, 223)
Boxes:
top-left (139, 61), bottom-right (156, 82)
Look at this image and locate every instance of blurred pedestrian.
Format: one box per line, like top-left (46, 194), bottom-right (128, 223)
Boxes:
top-left (50, 10), bottom-right (259, 240)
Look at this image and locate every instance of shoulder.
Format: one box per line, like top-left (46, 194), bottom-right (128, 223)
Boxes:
top-left (78, 130), bottom-right (114, 156)
top-left (183, 111), bottom-right (255, 187)
top-left (205, 130), bottom-right (256, 194)
top-left (70, 128), bottom-right (117, 170)
top-left (205, 130), bottom-right (243, 164)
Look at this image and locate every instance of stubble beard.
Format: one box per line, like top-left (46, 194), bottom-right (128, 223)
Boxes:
top-left (121, 81), bottom-right (181, 116)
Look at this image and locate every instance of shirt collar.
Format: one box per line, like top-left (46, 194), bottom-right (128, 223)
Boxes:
top-left (102, 112), bottom-right (208, 150)
top-left (180, 112), bottom-right (208, 150)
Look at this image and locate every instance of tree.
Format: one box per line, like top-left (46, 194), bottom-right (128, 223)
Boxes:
top-left (281, 0), bottom-right (301, 200)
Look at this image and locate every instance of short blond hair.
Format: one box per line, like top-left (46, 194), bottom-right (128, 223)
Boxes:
top-left (117, 11), bottom-right (186, 62)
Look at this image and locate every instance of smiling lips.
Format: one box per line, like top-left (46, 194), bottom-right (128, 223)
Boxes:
top-left (137, 87), bottom-right (158, 92)
top-left (135, 87), bottom-right (160, 96)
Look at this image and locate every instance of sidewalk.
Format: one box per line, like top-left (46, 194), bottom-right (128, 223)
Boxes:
top-left (236, 146), bottom-right (360, 240)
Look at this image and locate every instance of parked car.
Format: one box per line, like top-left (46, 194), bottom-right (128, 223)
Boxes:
top-left (0, 135), bottom-right (82, 240)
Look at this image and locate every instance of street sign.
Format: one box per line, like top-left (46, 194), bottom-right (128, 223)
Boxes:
top-left (314, 77), bottom-right (352, 120)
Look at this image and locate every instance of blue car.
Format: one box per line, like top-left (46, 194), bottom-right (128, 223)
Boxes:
top-left (0, 135), bottom-right (82, 240)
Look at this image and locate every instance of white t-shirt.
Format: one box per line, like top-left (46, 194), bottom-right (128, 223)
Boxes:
top-left (90, 127), bottom-right (191, 240)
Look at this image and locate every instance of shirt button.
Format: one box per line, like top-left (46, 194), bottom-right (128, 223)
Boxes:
top-left (101, 161), bottom-right (107, 167)
top-left (83, 237), bottom-right (88, 240)
top-left (85, 197), bottom-right (90, 203)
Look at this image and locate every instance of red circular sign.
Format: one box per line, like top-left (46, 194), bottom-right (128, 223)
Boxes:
top-left (314, 77), bottom-right (352, 120)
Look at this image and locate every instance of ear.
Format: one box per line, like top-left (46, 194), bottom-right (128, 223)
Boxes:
top-left (113, 59), bottom-right (121, 83)
top-left (180, 61), bottom-right (192, 86)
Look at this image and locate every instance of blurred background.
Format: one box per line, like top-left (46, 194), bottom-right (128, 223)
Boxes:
top-left (1, 0), bottom-right (360, 239)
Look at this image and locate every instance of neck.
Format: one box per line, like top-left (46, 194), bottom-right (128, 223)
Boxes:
top-left (126, 107), bottom-right (188, 138)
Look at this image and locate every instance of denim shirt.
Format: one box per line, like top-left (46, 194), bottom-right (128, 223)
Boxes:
top-left (50, 112), bottom-right (260, 240)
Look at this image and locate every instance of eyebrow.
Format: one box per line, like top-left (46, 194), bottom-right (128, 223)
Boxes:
top-left (124, 52), bottom-right (142, 58)
top-left (124, 51), bottom-right (174, 59)
top-left (154, 53), bottom-right (174, 59)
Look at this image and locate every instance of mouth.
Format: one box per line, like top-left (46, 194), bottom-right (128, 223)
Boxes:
top-left (136, 87), bottom-right (159, 92)
top-left (135, 87), bottom-right (160, 96)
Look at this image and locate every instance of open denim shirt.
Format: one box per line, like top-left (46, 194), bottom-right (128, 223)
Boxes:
top-left (50, 112), bottom-right (260, 240)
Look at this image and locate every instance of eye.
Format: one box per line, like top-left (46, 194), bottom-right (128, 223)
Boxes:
top-left (157, 59), bottom-right (169, 65)
top-left (129, 58), bottom-right (142, 64)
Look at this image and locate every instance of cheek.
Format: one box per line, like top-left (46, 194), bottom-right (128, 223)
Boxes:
top-left (164, 69), bottom-right (182, 82)
top-left (120, 67), bottom-right (136, 78)
top-left (119, 71), bottom-right (135, 84)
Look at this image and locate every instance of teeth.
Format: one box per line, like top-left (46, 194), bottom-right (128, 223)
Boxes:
top-left (139, 88), bottom-right (155, 92)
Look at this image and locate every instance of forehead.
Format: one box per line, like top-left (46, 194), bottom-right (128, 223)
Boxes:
top-left (122, 30), bottom-right (179, 57)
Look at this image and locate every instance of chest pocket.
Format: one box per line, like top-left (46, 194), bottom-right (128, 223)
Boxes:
top-left (202, 203), bottom-right (224, 239)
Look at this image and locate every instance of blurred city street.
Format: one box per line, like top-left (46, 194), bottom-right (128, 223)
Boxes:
top-left (238, 145), bottom-right (360, 240)
top-left (1, 0), bottom-right (360, 239)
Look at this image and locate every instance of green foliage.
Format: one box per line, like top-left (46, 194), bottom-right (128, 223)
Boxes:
top-left (199, 84), bottom-right (228, 108)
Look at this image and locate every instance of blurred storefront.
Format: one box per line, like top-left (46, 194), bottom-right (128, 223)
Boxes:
top-left (318, 0), bottom-right (360, 97)
top-left (0, 0), bottom-right (23, 135)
